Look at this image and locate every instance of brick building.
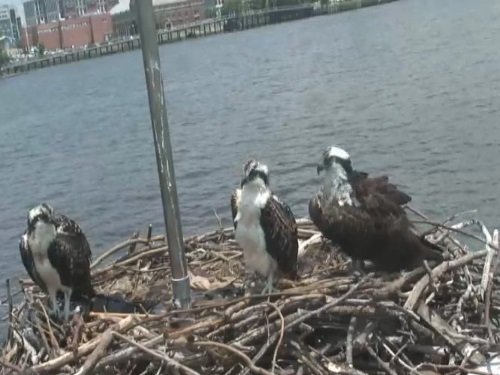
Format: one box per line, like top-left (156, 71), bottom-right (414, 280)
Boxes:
top-left (22, 13), bottom-right (112, 50)
top-left (113, 0), bottom-right (205, 38)
top-left (23, 0), bottom-right (118, 27)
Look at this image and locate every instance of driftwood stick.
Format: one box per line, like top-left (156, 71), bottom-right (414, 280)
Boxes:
top-left (90, 236), bottom-right (164, 269)
top-left (239, 332), bottom-right (280, 375)
top-left (479, 224), bottom-right (494, 295)
top-left (94, 334), bottom-right (164, 371)
top-left (0, 357), bottom-right (24, 374)
top-left (485, 229), bottom-right (499, 343)
top-left (74, 329), bottom-right (115, 375)
top-left (285, 275), bottom-right (370, 331)
top-left (113, 332), bottom-right (200, 375)
top-left (37, 300), bottom-right (60, 353)
top-left (346, 316), bottom-right (356, 368)
top-left (6, 279), bottom-right (13, 343)
top-left (30, 315), bottom-right (136, 373)
top-left (404, 250), bottom-right (488, 311)
top-left (194, 341), bottom-right (274, 375)
top-left (411, 219), bottom-right (500, 251)
top-left (366, 346), bottom-right (398, 375)
top-left (415, 303), bottom-right (486, 366)
top-left (265, 302), bottom-right (285, 374)
top-left (92, 246), bottom-right (168, 276)
top-left (12, 329), bottom-right (39, 365)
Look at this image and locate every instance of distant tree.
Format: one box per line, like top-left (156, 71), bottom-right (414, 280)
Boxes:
top-left (276, 0), bottom-right (302, 6)
top-left (222, 0), bottom-right (242, 16)
top-left (37, 42), bottom-right (45, 57)
top-left (0, 48), bottom-right (10, 68)
top-left (0, 33), bottom-right (10, 68)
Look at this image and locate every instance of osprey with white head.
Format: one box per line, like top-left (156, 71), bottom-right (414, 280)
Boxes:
top-left (19, 203), bottom-right (94, 320)
top-left (233, 160), bottom-right (298, 294)
top-left (309, 145), bottom-right (444, 273)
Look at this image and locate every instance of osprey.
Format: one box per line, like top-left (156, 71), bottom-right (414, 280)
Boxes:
top-left (230, 159), bottom-right (281, 230)
top-left (309, 146), bottom-right (444, 272)
top-left (19, 203), bottom-right (94, 320)
top-left (233, 161), bottom-right (298, 294)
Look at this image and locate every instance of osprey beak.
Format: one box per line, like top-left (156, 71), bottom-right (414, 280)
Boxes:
top-left (317, 164), bottom-right (324, 175)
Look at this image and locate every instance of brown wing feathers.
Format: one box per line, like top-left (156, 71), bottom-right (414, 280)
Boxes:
top-left (310, 164), bottom-right (444, 272)
top-left (260, 197), bottom-right (298, 279)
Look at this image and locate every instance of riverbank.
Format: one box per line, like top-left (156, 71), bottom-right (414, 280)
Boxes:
top-left (1, 212), bottom-right (499, 374)
top-left (1, 0), bottom-right (398, 77)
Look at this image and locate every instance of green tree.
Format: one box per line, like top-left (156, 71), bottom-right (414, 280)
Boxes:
top-left (222, 0), bottom-right (242, 16)
top-left (0, 48), bottom-right (10, 68)
top-left (37, 43), bottom-right (45, 57)
top-left (0, 33), bottom-right (10, 68)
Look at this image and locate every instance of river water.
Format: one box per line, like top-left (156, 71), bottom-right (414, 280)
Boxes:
top-left (1, 0), bottom-right (500, 334)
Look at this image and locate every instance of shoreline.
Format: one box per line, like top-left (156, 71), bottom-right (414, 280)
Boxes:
top-left (1, 0), bottom-right (398, 78)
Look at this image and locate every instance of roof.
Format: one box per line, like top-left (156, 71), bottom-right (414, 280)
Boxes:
top-left (110, 0), bottom-right (131, 15)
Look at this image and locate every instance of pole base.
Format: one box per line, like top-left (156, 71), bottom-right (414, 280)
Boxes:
top-left (171, 275), bottom-right (191, 309)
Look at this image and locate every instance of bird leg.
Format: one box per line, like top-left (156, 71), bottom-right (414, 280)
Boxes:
top-left (49, 291), bottom-right (60, 319)
top-left (261, 273), bottom-right (274, 295)
top-left (243, 270), bottom-right (255, 296)
top-left (63, 290), bottom-right (72, 321)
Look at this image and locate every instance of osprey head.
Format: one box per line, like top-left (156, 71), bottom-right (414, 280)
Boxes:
top-left (317, 146), bottom-right (353, 176)
top-left (243, 159), bottom-right (259, 174)
top-left (241, 160), bottom-right (269, 189)
top-left (27, 203), bottom-right (56, 232)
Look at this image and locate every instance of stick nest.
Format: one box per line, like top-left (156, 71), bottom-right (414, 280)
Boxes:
top-left (1, 210), bottom-right (500, 375)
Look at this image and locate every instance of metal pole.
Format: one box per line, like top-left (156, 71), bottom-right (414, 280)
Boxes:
top-left (135, 0), bottom-right (191, 309)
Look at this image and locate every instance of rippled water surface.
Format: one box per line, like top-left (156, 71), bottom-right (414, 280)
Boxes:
top-left (1, 0), bottom-right (500, 332)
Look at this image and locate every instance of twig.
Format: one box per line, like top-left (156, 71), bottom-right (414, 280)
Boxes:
top-left (479, 224), bottom-right (495, 297)
top-left (90, 237), bottom-right (163, 270)
top-left (285, 275), bottom-right (370, 331)
top-left (30, 315), bottom-right (137, 373)
top-left (264, 302), bottom-right (284, 374)
top-left (0, 358), bottom-right (24, 374)
top-left (194, 341), bottom-right (274, 375)
top-left (378, 336), bottom-right (418, 375)
top-left (346, 316), bottom-right (356, 368)
top-left (94, 335), bottom-right (164, 371)
top-left (6, 279), bottom-right (13, 343)
top-left (404, 249), bottom-right (488, 311)
top-left (37, 299), bottom-right (59, 352)
top-left (366, 346), bottom-right (398, 375)
top-left (113, 332), bottom-right (200, 375)
top-left (74, 328), bottom-right (114, 375)
top-left (411, 220), bottom-right (500, 251)
top-left (484, 229), bottom-right (499, 344)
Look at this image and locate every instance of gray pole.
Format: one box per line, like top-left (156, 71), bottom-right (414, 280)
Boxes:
top-left (135, 0), bottom-right (191, 309)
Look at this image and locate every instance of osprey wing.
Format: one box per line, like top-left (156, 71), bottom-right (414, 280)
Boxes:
top-left (230, 189), bottom-right (240, 230)
top-left (18, 233), bottom-right (47, 292)
top-left (260, 196), bottom-right (298, 279)
top-left (48, 215), bottom-right (94, 298)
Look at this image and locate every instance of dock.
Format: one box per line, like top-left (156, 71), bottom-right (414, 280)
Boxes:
top-left (1, 0), bottom-right (398, 76)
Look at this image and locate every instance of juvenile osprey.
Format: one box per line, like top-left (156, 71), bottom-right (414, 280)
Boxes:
top-left (309, 146), bottom-right (443, 272)
top-left (230, 159), bottom-right (282, 230)
top-left (19, 203), bottom-right (94, 320)
top-left (233, 161), bottom-right (298, 294)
